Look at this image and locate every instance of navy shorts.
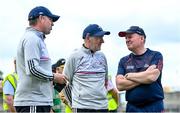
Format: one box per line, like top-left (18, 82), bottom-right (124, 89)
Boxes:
top-left (126, 100), bottom-right (164, 112)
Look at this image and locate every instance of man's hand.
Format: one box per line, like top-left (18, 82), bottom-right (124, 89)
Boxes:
top-left (53, 73), bottom-right (67, 84)
top-left (5, 95), bottom-right (16, 112)
top-left (146, 65), bottom-right (157, 71)
top-left (125, 65), bottom-right (160, 84)
top-left (116, 75), bottom-right (140, 91)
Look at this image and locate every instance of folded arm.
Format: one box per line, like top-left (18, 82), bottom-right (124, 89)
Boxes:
top-left (116, 75), bottom-right (140, 91)
top-left (125, 65), bottom-right (160, 84)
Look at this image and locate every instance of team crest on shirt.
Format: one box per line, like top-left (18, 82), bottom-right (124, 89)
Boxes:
top-left (126, 65), bottom-right (134, 69)
top-left (144, 64), bottom-right (149, 68)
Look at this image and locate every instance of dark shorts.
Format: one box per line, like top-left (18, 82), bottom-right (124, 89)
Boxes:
top-left (15, 106), bottom-right (51, 113)
top-left (126, 100), bottom-right (164, 112)
top-left (108, 109), bottom-right (117, 113)
top-left (73, 108), bottom-right (108, 113)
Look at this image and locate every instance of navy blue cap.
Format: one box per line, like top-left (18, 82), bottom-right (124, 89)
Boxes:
top-left (118, 26), bottom-right (146, 38)
top-left (28, 6), bottom-right (60, 22)
top-left (82, 24), bottom-right (110, 39)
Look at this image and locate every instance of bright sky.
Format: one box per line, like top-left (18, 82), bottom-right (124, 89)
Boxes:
top-left (0, 0), bottom-right (180, 90)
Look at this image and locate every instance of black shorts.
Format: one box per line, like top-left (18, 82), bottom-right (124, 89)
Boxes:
top-left (15, 106), bottom-right (51, 113)
top-left (73, 108), bottom-right (108, 113)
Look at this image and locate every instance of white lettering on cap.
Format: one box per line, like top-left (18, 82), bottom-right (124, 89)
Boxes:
top-left (136, 31), bottom-right (142, 34)
top-left (39, 12), bottom-right (44, 15)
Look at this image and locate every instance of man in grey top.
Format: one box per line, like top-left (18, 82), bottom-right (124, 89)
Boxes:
top-left (14, 6), bottom-right (67, 113)
top-left (63, 24), bottom-right (110, 112)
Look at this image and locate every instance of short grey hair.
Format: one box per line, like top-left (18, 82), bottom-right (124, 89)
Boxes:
top-left (29, 18), bottom-right (39, 26)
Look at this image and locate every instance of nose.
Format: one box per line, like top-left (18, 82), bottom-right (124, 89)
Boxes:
top-left (101, 38), bottom-right (104, 43)
top-left (125, 37), bottom-right (131, 44)
top-left (51, 22), bottom-right (54, 26)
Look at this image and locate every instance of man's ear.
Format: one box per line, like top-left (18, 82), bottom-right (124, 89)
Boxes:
top-left (38, 15), bottom-right (44, 22)
top-left (140, 36), bottom-right (144, 40)
top-left (140, 36), bottom-right (146, 43)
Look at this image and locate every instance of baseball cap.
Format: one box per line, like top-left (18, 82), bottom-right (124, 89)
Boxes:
top-left (56, 58), bottom-right (66, 67)
top-left (118, 26), bottom-right (146, 38)
top-left (28, 6), bottom-right (60, 22)
top-left (52, 58), bottom-right (66, 72)
top-left (82, 24), bottom-right (110, 39)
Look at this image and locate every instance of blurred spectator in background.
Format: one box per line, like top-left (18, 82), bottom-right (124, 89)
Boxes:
top-left (2, 58), bottom-right (18, 112)
top-left (52, 58), bottom-right (66, 113)
top-left (107, 75), bottom-right (119, 113)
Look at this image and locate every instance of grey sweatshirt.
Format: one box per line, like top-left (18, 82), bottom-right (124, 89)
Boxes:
top-left (63, 45), bottom-right (108, 109)
top-left (14, 27), bottom-right (53, 106)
